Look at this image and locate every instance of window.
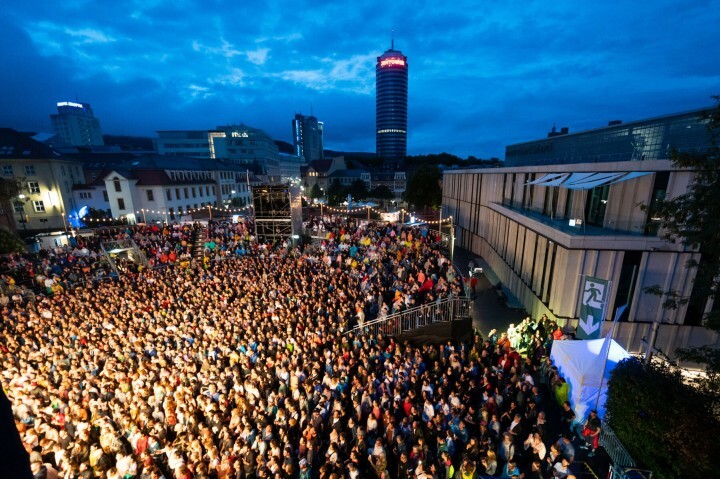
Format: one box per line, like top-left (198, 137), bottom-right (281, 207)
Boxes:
top-left (175, 188), bottom-right (181, 200)
top-left (147, 190), bottom-right (155, 201)
top-left (103, 190), bottom-right (109, 202)
top-left (33, 200), bottom-right (45, 212)
top-left (166, 189), bottom-right (172, 201)
top-left (117, 198), bottom-right (126, 210)
top-left (2, 165), bottom-right (12, 176)
top-left (28, 181), bottom-right (40, 193)
top-left (61, 166), bottom-right (66, 176)
top-left (184, 188), bottom-right (189, 199)
top-left (113, 178), bottom-right (122, 192)
top-left (79, 192), bottom-right (92, 199)
top-left (25, 165), bottom-right (36, 175)
top-left (13, 201), bottom-right (24, 213)
top-left (191, 187), bottom-right (196, 198)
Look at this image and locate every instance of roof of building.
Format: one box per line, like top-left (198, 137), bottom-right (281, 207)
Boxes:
top-left (309, 159), bottom-right (334, 173)
top-left (0, 128), bottom-right (71, 161)
top-left (328, 169), bottom-right (366, 179)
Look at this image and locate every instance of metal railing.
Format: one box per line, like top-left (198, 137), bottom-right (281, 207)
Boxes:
top-left (600, 420), bottom-right (653, 479)
top-left (347, 296), bottom-right (472, 337)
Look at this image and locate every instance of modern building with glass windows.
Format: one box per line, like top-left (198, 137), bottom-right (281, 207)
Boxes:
top-left (505, 108), bottom-right (712, 167)
top-left (376, 44), bottom-right (408, 162)
top-left (443, 106), bottom-right (719, 364)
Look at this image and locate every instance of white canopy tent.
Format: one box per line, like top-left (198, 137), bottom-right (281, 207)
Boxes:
top-left (549, 338), bottom-right (630, 422)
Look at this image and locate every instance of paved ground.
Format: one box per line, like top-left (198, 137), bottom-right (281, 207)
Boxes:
top-left (452, 247), bottom-right (527, 336)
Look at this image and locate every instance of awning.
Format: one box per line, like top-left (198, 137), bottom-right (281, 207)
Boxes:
top-left (525, 172), bottom-right (651, 190)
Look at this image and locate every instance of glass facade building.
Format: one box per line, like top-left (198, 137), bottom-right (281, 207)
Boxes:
top-left (505, 108), bottom-right (713, 167)
top-left (376, 47), bottom-right (408, 161)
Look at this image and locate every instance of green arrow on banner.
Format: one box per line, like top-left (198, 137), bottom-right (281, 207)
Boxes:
top-left (577, 276), bottom-right (608, 339)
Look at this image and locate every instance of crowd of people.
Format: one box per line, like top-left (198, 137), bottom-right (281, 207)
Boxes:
top-left (2, 217), bottom-right (598, 479)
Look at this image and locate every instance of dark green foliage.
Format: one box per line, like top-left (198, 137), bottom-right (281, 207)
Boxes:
top-left (606, 357), bottom-right (720, 479)
top-left (0, 227), bottom-right (26, 254)
top-left (404, 164), bottom-right (442, 209)
top-left (326, 180), bottom-right (346, 206)
top-left (642, 97), bottom-right (720, 330)
top-left (369, 185), bottom-right (395, 200)
top-left (347, 179), bottom-right (368, 200)
top-left (309, 184), bottom-right (322, 199)
top-left (0, 177), bottom-right (22, 201)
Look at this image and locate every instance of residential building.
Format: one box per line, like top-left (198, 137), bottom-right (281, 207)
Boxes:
top-left (50, 101), bottom-right (104, 147)
top-left (376, 42), bottom-right (408, 162)
top-left (0, 128), bottom-right (84, 231)
top-left (301, 157), bottom-right (346, 192)
top-left (73, 155), bottom-right (254, 223)
top-left (442, 106), bottom-right (719, 363)
top-left (292, 113), bottom-right (324, 162)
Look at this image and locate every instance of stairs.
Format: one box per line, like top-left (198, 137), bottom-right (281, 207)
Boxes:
top-left (192, 227), bottom-right (208, 261)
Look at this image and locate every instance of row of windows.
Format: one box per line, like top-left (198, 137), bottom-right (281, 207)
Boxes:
top-left (13, 200), bottom-right (46, 213)
top-left (2, 165), bottom-right (36, 176)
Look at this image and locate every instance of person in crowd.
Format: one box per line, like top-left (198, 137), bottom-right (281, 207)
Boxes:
top-left (2, 217), bottom-right (595, 479)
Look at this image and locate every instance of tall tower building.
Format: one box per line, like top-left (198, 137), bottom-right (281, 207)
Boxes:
top-left (292, 113), bottom-right (324, 162)
top-left (50, 101), bottom-right (104, 147)
top-left (376, 40), bottom-right (408, 162)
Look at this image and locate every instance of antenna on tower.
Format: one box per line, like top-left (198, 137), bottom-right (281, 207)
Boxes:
top-left (391, 28), bottom-right (394, 49)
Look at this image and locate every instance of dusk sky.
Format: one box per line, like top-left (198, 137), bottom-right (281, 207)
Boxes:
top-left (1, 0), bottom-right (719, 158)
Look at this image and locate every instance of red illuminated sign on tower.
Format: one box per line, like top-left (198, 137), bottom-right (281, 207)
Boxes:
top-left (380, 58), bottom-right (406, 68)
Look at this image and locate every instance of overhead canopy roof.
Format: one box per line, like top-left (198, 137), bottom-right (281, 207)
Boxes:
top-left (526, 171), bottom-right (650, 190)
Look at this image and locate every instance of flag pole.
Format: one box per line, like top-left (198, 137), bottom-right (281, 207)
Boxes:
top-left (594, 304), bottom-right (626, 411)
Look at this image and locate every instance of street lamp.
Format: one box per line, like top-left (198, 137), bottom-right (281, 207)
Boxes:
top-left (16, 194), bottom-right (27, 229)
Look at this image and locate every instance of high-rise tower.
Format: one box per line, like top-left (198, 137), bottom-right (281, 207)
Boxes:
top-left (50, 101), bottom-right (104, 147)
top-left (292, 113), bottom-right (324, 162)
top-left (376, 40), bottom-right (408, 162)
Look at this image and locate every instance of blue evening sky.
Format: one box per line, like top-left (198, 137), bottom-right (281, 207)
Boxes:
top-left (1, 0), bottom-right (718, 158)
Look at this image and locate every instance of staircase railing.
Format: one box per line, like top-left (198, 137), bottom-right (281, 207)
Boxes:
top-left (347, 296), bottom-right (472, 337)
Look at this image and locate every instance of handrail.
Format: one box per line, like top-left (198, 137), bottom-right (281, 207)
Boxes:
top-left (600, 420), bottom-right (640, 476)
top-left (347, 296), bottom-right (472, 337)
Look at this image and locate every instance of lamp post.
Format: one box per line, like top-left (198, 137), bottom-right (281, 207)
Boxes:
top-left (16, 194), bottom-right (27, 229)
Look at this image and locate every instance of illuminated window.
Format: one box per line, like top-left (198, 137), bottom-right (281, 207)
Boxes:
top-left (28, 181), bottom-right (40, 193)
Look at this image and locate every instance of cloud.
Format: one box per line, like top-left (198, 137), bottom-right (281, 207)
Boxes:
top-left (1, 0), bottom-right (719, 157)
top-left (246, 47), bottom-right (270, 65)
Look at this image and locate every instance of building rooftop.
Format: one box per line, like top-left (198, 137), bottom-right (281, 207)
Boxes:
top-left (0, 128), bottom-right (66, 160)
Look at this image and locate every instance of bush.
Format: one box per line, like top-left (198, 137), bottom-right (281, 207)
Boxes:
top-left (605, 357), bottom-right (720, 478)
top-left (0, 227), bottom-right (26, 254)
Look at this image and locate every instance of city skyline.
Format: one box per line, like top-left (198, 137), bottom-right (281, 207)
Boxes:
top-left (1, 0), bottom-right (719, 158)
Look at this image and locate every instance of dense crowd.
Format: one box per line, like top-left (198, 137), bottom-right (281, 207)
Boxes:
top-left (2, 218), bottom-right (597, 479)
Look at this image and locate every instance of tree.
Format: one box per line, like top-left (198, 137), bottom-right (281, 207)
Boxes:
top-left (369, 185), bottom-right (395, 200)
top-left (404, 164), bottom-right (442, 209)
top-left (639, 96), bottom-right (720, 433)
top-left (347, 179), bottom-right (368, 201)
top-left (605, 357), bottom-right (720, 479)
top-left (326, 180), bottom-right (346, 206)
top-left (644, 97), bottom-right (720, 329)
top-left (0, 177), bottom-right (22, 201)
top-left (0, 227), bottom-right (26, 254)
top-left (309, 184), bottom-right (322, 199)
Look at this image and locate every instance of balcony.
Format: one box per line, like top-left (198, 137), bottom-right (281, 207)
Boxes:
top-left (492, 200), bottom-right (674, 251)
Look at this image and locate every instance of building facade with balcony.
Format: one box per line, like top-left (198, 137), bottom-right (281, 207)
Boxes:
top-left (443, 159), bottom-right (720, 361)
